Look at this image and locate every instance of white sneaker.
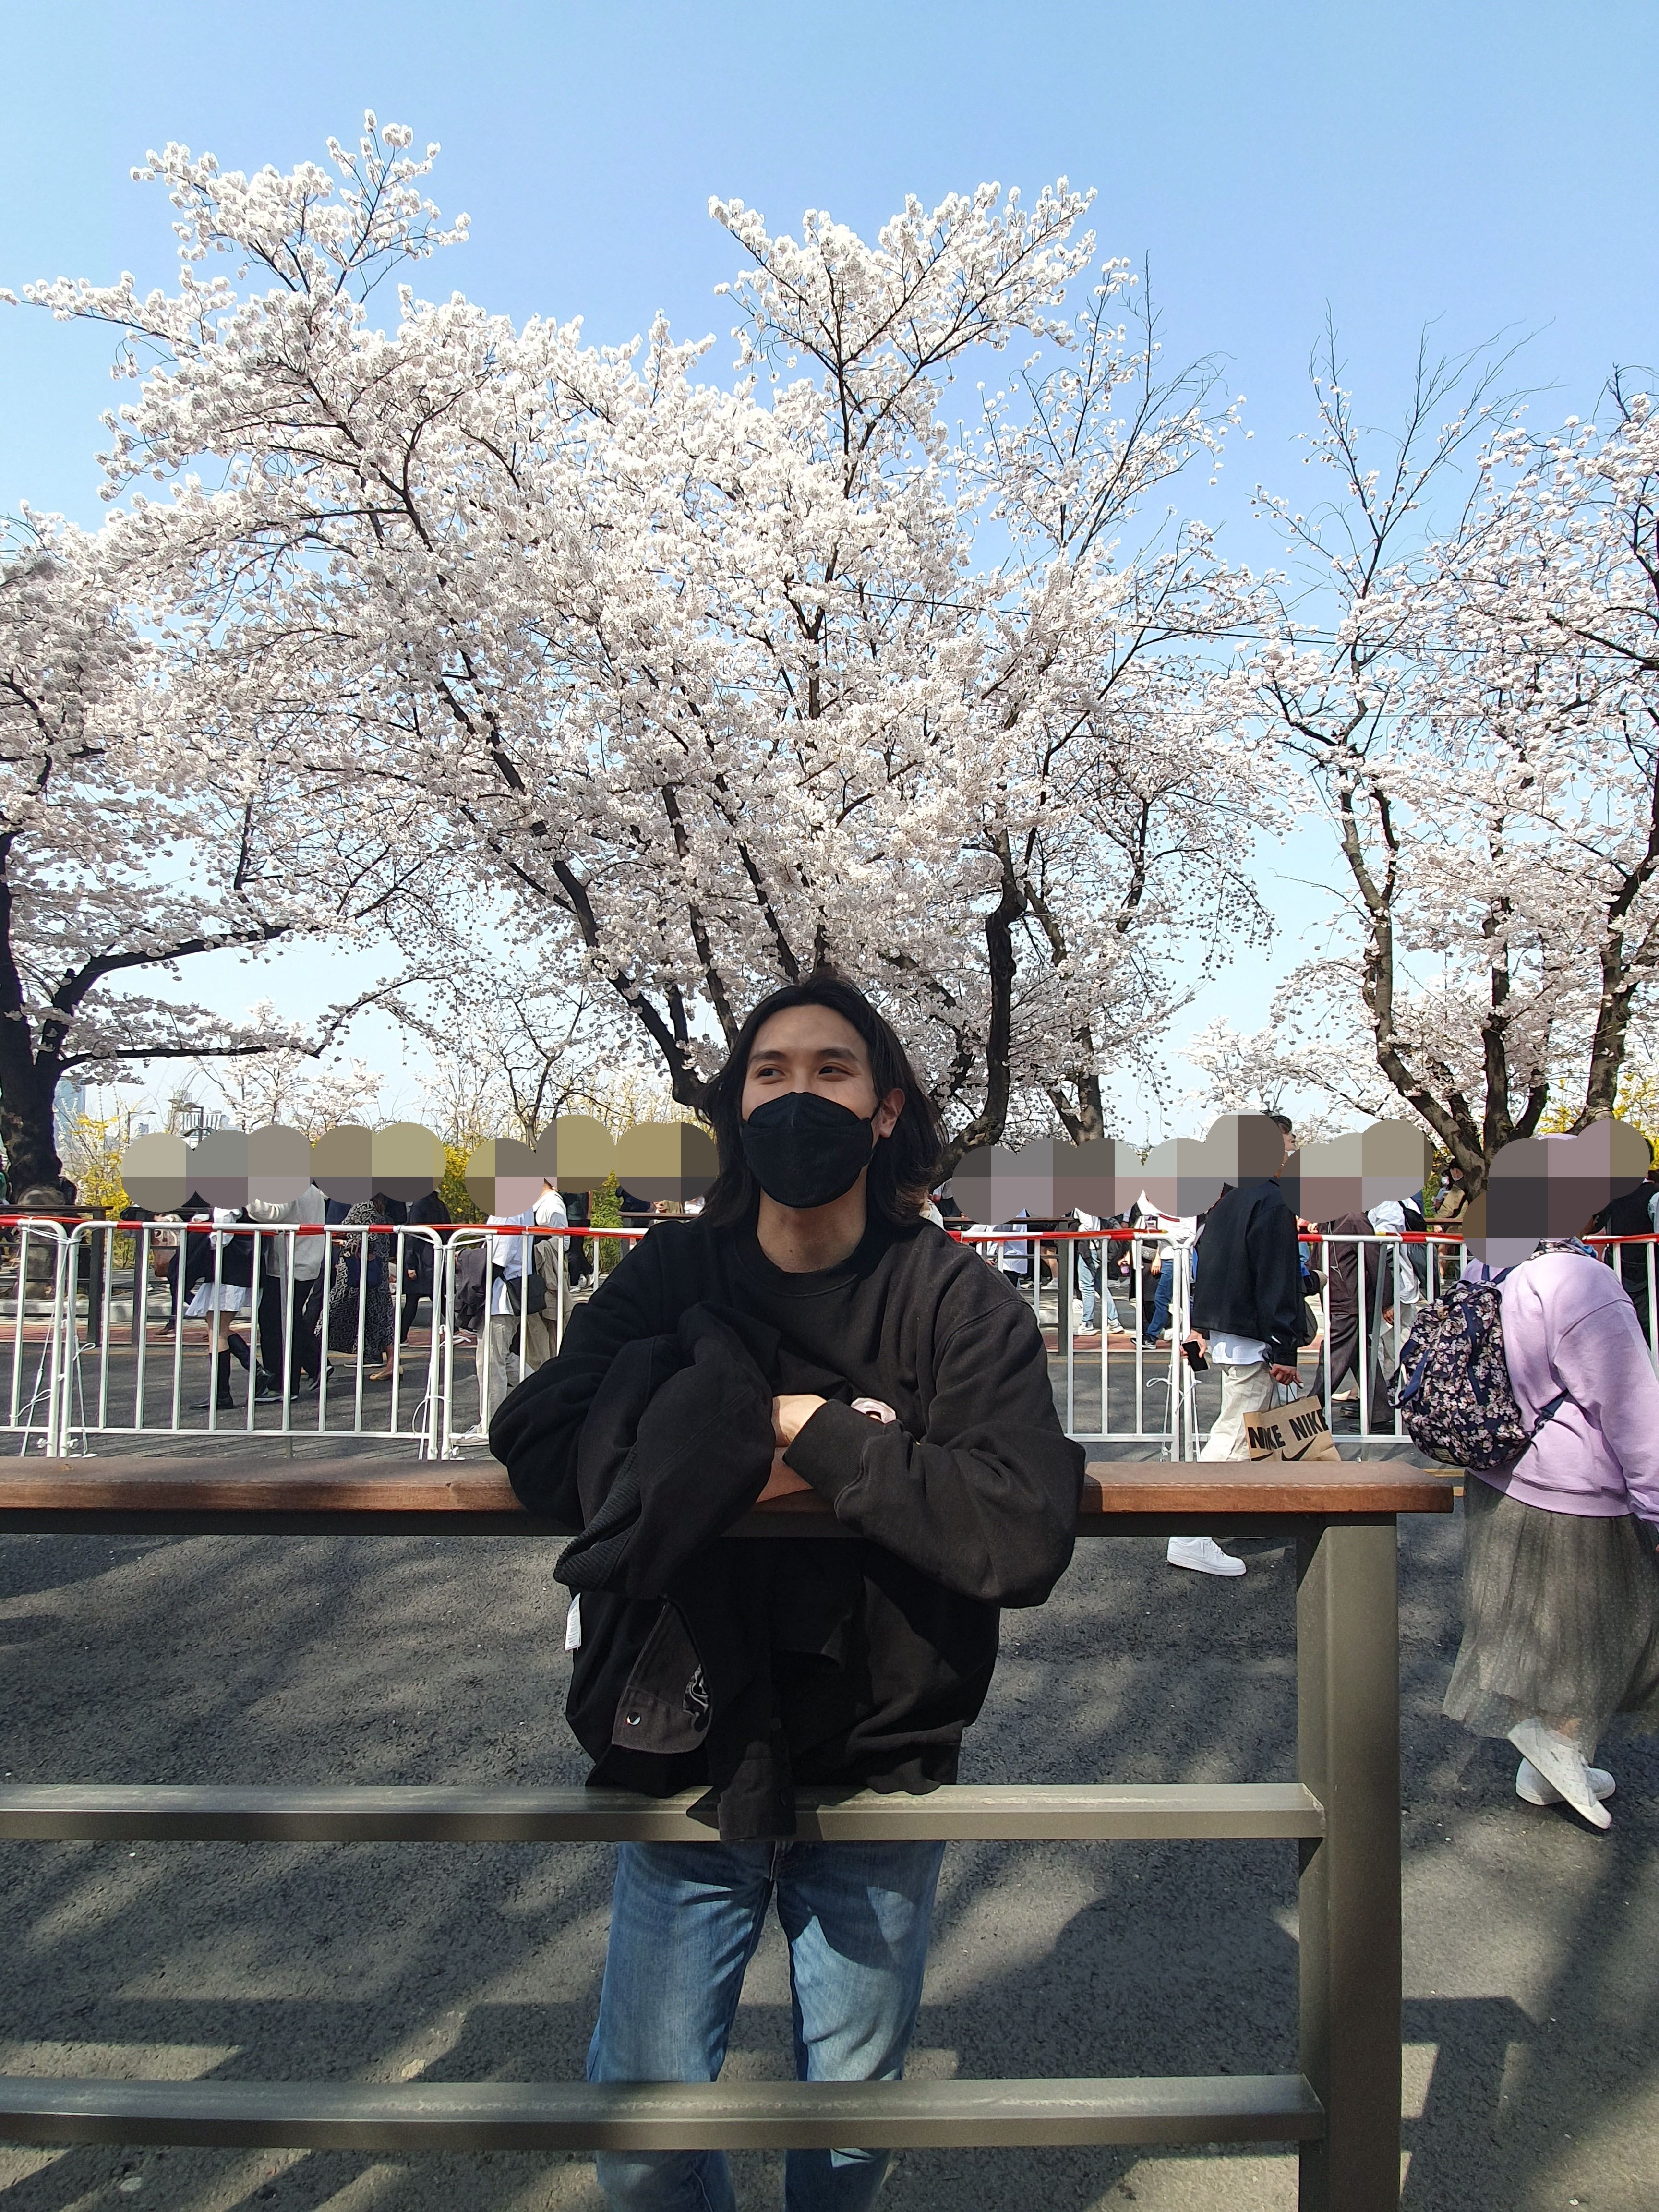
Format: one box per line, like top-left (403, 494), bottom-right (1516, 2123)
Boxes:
top-left (455, 1422), bottom-right (489, 1444)
top-left (1508, 1718), bottom-right (1612, 1828)
top-left (1516, 1755), bottom-right (1615, 1808)
top-left (1167, 1535), bottom-right (1246, 1578)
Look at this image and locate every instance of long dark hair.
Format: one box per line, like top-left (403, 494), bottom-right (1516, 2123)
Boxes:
top-left (700, 974), bottom-right (945, 1230)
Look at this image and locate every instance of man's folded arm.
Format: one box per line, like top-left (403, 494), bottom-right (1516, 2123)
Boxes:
top-left (782, 1304), bottom-right (1085, 1607)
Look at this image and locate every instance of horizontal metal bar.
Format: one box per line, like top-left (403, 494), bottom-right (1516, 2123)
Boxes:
top-left (0, 1509), bottom-right (1391, 1540)
top-left (0, 1510), bottom-right (564, 1538)
top-left (0, 2071), bottom-right (1324, 2151)
top-left (0, 1455), bottom-right (1454, 1530)
top-left (0, 1781), bottom-right (1324, 1843)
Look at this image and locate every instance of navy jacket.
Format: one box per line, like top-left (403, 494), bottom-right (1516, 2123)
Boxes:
top-left (1191, 1181), bottom-right (1308, 1366)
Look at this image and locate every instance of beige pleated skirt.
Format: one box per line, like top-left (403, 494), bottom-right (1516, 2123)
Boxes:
top-left (1443, 1473), bottom-right (1659, 1743)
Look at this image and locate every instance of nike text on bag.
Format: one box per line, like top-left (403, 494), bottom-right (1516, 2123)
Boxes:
top-left (1246, 1391), bottom-right (1340, 1463)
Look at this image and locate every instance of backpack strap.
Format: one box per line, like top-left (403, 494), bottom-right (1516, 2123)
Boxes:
top-left (1531, 1389), bottom-right (1568, 1434)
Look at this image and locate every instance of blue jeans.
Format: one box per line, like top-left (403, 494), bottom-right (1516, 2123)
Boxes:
top-left (1075, 1244), bottom-right (1100, 1331)
top-left (589, 1838), bottom-right (947, 2212)
top-left (1146, 1257), bottom-right (1174, 1342)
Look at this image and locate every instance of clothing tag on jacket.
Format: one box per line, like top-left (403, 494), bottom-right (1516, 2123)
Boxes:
top-left (564, 1594), bottom-right (582, 1652)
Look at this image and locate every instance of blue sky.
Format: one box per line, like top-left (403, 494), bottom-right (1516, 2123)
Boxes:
top-left (6, 0), bottom-right (1657, 1132)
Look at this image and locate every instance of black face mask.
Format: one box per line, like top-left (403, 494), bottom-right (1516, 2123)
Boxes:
top-left (738, 1090), bottom-right (876, 1212)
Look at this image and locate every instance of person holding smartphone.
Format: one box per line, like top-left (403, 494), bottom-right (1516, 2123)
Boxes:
top-left (1177, 1113), bottom-right (1304, 1578)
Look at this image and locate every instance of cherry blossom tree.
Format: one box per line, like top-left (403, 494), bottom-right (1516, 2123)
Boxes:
top-left (0, 512), bottom-right (415, 1193)
top-left (1180, 1000), bottom-right (1371, 1143)
top-left (1234, 331), bottom-right (1659, 1193)
top-left (192, 1004), bottom-right (385, 1139)
top-left (397, 942), bottom-right (601, 1146)
top-left (11, 119), bottom-right (1265, 1168)
top-left (1233, 331), bottom-right (1567, 1191)
top-left (1428, 373), bottom-right (1659, 1132)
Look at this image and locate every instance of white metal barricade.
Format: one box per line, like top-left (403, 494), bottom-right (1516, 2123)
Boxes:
top-left (0, 1217), bottom-right (73, 1455)
top-left (430, 1223), bottom-right (647, 1458)
top-left (956, 1226), bottom-right (1196, 1454)
top-left (1295, 1227), bottom-right (1432, 1447)
top-left (39, 1220), bottom-right (445, 1456)
top-left (11, 1209), bottom-right (1659, 1463)
top-left (1273, 1227), bottom-right (1652, 1447)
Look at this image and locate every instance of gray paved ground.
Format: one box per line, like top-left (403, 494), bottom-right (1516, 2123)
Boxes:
top-left (3, 1483), bottom-right (1657, 2211)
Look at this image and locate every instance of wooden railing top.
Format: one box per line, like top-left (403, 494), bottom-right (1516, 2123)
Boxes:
top-left (0, 1455), bottom-right (1454, 1525)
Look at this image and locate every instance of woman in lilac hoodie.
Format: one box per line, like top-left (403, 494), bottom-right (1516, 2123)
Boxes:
top-left (1444, 1240), bottom-right (1659, 1828)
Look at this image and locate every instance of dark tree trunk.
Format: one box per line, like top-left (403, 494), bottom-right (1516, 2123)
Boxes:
top-left (0, 1046), bottom-right (65, 1195)
top-left (0, 870), bottom-right (65, 1192)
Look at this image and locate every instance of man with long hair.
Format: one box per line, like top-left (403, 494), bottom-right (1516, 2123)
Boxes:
top-left (494, 973), bottom-right (1083, 2212)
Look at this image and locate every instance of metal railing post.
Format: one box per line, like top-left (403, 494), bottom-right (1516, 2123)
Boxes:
top-left (129, 1227), bottom-right (145, 1349)
top-left (1169, 1228), bottom-right (1195, 1460)
top-left (1296, 1515), bottom-right (1402, 2212)
top-left (84, 1215), bottom-right (106, 1350)
top-left (52, 1229), bottom-right (82, 1458)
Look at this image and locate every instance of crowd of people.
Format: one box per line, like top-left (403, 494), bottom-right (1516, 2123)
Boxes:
top-left (965, 1131), bottom-right (1465, 1576)
top-left (963, 1122), bottom-right (1659, 1837)
top-left (99, 1178), bottom-right (691, 1423)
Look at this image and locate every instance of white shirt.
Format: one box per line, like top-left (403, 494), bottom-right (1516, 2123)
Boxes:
top-left (486, 1209), bottom-right (536, 1315)
top-left (1135, 1196), bottom-right (1195, 1260)
top-left (246, 1183), bottom-right (329, 1280)
top-left (1208, 1330), bottom-right (1269, 1367)
top-left (991, 1211), bottom-right (1031, 1275)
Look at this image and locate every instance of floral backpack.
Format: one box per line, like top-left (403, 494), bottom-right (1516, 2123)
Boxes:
top-left (1386, 1243), bottom-right (1577, 1470)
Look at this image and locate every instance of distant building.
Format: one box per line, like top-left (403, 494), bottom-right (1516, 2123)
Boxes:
top-left (52, 1076), bottom-right (89, 1154)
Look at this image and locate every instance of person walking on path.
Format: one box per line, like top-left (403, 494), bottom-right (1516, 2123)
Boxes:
top-left (1177, 1113), bottom-right (1304, 1579)
top-left (1313, 1199), bottom-right (1417, 1430)
top-left (1071, 1207), bottom-right (1105, 1341)
top-left (1444, 1235), bottom-right (1659, 1828)
top-left (1133, 1193), bottom-right (1182, 1346)
top-left (457, 1202), bottom-right (543, 1438)
top-left (183, 1208), bottom-right (275, 1410)
top-left (524, 1174), bottom-right (569, 1365)
top-left (286, 1180), bottom-right (329, 1387)
top-left (1589, 1143), bottom-right (1659, 1350)
top-left (325, 1197), bottom-right (395, 1369)
top-left (492, 973), bottom-right (1082, 2212)
top-left (246, 1183), bottom-right (328, 1391)
top-left (397, 1186), bottom-right (453, 1346)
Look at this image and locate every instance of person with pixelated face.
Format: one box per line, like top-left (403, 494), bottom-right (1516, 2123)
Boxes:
top-left (1443, 1129), bottom-right (1659, 1829)
top-left (1174, 1112), bottom-right (1303, 1578)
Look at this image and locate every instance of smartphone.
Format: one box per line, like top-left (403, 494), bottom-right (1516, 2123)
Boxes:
top-left (1181, 1339), bottom-right (1209, 1373)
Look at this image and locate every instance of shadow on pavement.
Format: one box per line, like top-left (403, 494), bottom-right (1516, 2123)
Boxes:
top-left (0, 1494), bottom-right (1653, 2208)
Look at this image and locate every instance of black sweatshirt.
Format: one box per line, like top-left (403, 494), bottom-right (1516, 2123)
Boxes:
top-left (1190, 1180), bottom-right (1307, 1366)
top-left (492, 1209), bottom-right (1085, 1830)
